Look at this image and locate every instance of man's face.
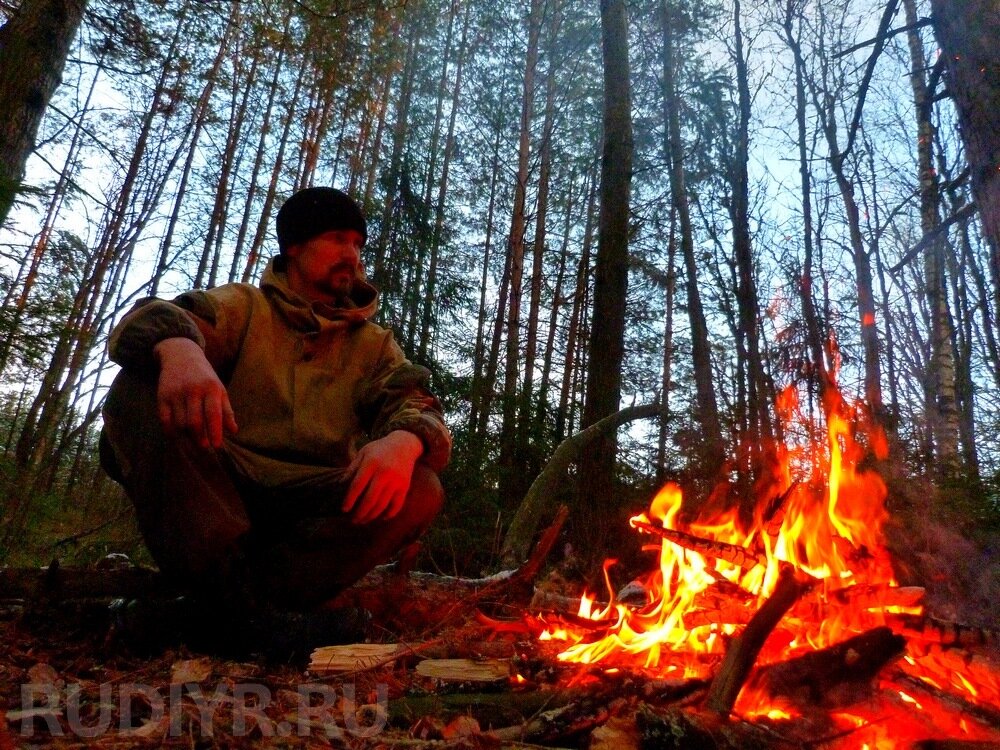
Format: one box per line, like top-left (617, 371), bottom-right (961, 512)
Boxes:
top-left (285, 229), bottom-right (364, 306)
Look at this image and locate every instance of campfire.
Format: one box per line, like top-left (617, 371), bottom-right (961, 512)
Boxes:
top-left (526, 372), bottom-right (1000, 747)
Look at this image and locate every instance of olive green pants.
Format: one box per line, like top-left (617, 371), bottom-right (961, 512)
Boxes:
top-left (100, 370), bottom-right (443, 610)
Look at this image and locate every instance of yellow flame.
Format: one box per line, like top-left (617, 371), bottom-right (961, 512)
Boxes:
top-left (542, 370), bottom-right (917, 684)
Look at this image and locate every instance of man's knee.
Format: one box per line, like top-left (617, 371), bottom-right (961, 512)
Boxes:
top-left (101, 370), bottom-right (161, 484)
top-left (407, 464), bottom-right (444, 526)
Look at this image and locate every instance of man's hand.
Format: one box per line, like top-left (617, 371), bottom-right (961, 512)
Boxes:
top-left (154, 337), bottom-right (238, 449)
top-left (343, 431), bottom-right (423, 524)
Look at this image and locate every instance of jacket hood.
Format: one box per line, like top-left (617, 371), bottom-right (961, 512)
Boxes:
top-left (261, 256), bottom-right (378, 329)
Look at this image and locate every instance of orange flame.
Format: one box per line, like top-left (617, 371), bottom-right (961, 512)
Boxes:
top-left (542, 376), bottom-right (901, 675)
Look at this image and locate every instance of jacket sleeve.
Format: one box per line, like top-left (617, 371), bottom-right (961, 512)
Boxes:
top-left (358, 333), bottom-right (452, 472)
top-left (107, 286), bottom-right (251, 375)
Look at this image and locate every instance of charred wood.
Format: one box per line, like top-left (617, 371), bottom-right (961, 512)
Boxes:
top-left (631, 520), bottom-right (766, 570)
top-left (705, 566), bottom-right (816, 715)
top-left (637, 703), bottom-right (777, 750)
top-left (827, 583), bottom-right (924, 609)
top-left (747, 626), bottom-right (906, 708)
top-left (891, 613), bottom-right (999, 650)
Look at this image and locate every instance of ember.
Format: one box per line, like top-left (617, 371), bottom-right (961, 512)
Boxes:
top-left (535, 369), bottom-right (1000, 745)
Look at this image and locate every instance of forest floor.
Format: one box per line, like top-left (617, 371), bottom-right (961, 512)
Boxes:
top-left (2, 559), bottom-right (1000, 750)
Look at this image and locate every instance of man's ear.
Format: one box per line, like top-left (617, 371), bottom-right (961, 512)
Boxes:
top-left (284, 243), bottom-right (301, 259)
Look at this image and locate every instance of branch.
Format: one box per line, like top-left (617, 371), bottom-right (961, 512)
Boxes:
top-left (631, 520), bottom-right (766, 570)
top-left (834, 17), bottom-right (931, 58)
top-left (888, 203), bottom-right (977, 274)
top-left (500, 403), bottom-right (666, 567)
top-left (705, 566), bottom-right (816, 715)
top-left (842, 0), bottom-right (902, 162)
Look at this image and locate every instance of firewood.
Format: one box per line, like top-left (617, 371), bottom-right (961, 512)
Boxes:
top-left (415, 658), bottom-right (510, 683)
top-left (631, 520), bottom-right (766, 571)
top-left (891, 614), bottom-right (999, 650)
top-left (683, 603), bottom-right (753, 630)
top-left (760, 482), bottom-right (799, 537)
top-left (827, 583), bottom-right (924, 610)
top-left (636, 703), bottom-right (777, 750)
top-left (308, 643), bottom-right (406, 673)
top-left (389, 690), bottom-right (583, 729)
top-left (705, 566), bottom-right (816, 716)
top-left (747, 626), bottom-right (906, 708)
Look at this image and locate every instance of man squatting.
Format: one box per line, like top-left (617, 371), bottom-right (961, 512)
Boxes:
top-left (100, 187), bottom-right (451, 654)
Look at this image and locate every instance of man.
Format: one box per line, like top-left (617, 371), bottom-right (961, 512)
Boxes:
top-left (101, 187), bottom-right (450, 657)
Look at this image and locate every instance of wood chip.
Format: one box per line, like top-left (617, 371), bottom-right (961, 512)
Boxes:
top-left (415, 658), bottom-right (509, 683)
top-left (308, 643), bottom-right (402, 674)
top-left (170, 657), bottom-right (213, 685)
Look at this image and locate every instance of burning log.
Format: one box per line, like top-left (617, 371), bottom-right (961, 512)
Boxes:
top-left (827, 583), bottom-right (925, 610)
top-left (891, 613), bottom-right (999, 650)
top-left (705, 566), bottom-right (816, 716)
top-left (683, 603), bottom-right (753, 630)
top-left (759, 482), bottom-right (799, 537)
top-left (747, 626), bottom-right (906, 708)
top-left (631, 519), bottom-right (766, 571)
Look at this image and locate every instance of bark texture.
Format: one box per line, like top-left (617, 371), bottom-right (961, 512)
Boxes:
top-left (0, 0), bottom-right (88, 226)
top-left (577, 0), bottom-right (633, 557)
top-left (930, 0), bottom-right (1000, 382)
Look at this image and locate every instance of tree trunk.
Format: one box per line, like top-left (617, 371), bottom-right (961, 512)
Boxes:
top-left (516, 0), bottom-right (563, 488)
top-left (229, 12), bottom-right (293, 283)
top-left (241, 50), bottom-right (310, 283)
top-left (730, 0), bottom-right (772, 473)
top-left (904, 0), bottom-right (961, 474)
top-left (373, 4), bottom-right (423, 289)
top-left (557, 169), bottom-right (597, 444)
top-left (930, 0), bottom-right (1000, 343)
top-left (780, 1), bottom-right (831, 407)
top-left (0, 38), bottom-right (101, 374)
top-left (170, 4), bottom-right (242, 291)
top-left (498, 0), bottom-right (544, 510)
top-left (418, 0), bottom-right (469, 362)
top-left (534, 171), bottom-right (576, 443)
top-left (467, 78), bottom-right (510, 457)
top-left (0, 0), bottom-right (87, 226)
top-left (576, 0), bottom-right (633, 561)
top-left (657, 205), bottom-right (677, 480)
top-left (662, 0), bottom-right (724, 480)
top-left (15, 15), bottom-right (190, 471)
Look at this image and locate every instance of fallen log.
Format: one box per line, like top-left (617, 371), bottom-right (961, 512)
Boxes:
top-left (0, 563), bottom-right (166, 600)
top-left (760, 482), bottom-right (799, 537)
top-left (747, 626), bottom-right (906, 708)
top-left (500, 402), bottom-right (665, 567)
top-left (705, 566), bottom-right (816, 716)
top-left (389, 678), bottom-right (708, 733)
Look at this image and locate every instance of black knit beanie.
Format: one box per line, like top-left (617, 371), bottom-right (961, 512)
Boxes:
top-left (275, 187), bottom-right (368, 254)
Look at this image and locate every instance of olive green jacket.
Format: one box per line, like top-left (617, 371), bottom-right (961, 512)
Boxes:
top-left (108, 258), bottom-right (451, 486)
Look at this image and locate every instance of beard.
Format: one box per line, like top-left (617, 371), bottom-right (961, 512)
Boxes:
top-left (318, 262), bottom-right (356, 303)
